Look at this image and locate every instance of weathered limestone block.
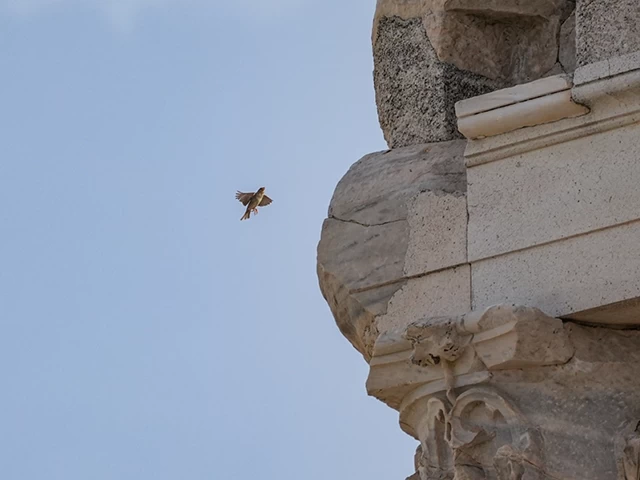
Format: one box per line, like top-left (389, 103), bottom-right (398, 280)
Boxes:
top-left (422, 3), bottom-right (564, 82)
top-left (317, 141), bottom-right (469, 360)
top-left (459, 55), bottom-right (640, 326)
top-left (559, 10), bottom-right (576, 73)
top-left (367, 305), bottom-right (640, 480)
top-left (373, 16), bottom-right (500, 148)
top-left (456, 74), bottom-right (588, 140)
top-left (576, 0), bottom-right (640, 67)
top-left (373, 0), bottom-right (573, 148)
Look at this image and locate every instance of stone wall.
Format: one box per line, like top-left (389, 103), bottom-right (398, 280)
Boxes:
top-left (372, 0), bottom-right (578, 148)
top-left (317, 2), bottom-right (640, 479)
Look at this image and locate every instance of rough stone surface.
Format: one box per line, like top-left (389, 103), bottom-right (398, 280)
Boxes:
top-left (373, 16), bottom-right (500, 148)
top-left (423, 9), bottom-right (561, 83)
top-left (374, 0), bottom-right (572, 83)
top-left (317, 141), bottom-right (467, 359)
top-left (576, 0), bottom-right (640, 67)
top-left (559, 10), bottom-right (576, 73)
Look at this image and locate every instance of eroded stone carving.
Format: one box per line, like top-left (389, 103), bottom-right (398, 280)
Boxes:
top-left (404, 316), bottom-right (474, 403)
top-left (405, 387), bottom-right (547, 480)
top-left (405, 316), bottom-right (472, 367)
top-left (368, 306), bottom-right (577, 479)
top-left (448, 389), bottom-right (545, 480)
top-left (367, 305), bottom-right (574, 411)
top-left (414, 397), bottom-right (454, 479)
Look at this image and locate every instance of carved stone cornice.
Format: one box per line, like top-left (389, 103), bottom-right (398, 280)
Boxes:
top-left (456, 74), bottom-right (589, 141)
top-left (366, 304), bottom-right (574, 411)
top-left (461, 51), bottom-right (640, 167)
top-left (366, 304), bottom-right (640, 479)
top-left (367, 304), bottom-right (576, 480)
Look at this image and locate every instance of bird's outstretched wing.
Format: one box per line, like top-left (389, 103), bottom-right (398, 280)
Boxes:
top-left (235, 191), bottom-right (254, 206)
top-left (259, 195), bottom-right (273, 207)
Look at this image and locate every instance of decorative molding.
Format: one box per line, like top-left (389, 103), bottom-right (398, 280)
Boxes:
top-left (366, 305), bottom-right (574, 410)
top-left (455, 75), bottom-right (574, 119)
top-left (462, 52), bottom-right (640, 168)
top-left (405, 387), bottom-right (547, 480)
top-left (456, 75), bottom-right (589, 141)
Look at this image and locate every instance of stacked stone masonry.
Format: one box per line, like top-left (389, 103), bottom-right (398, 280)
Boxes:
top-left (318, 2), bottom-right (640, 479)
top-left (373, 0), bottom-right (579, 149)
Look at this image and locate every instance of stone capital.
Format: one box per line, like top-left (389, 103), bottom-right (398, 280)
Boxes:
top-left (366, 305), bottom-right (573, 411)
top-left (362, 304), bottom-right (640, 479)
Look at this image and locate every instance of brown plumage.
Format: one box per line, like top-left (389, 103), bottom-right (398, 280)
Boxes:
top-left (235, 187), bottom-right (273, 220)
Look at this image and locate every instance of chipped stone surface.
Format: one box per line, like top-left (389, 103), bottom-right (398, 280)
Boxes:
top-left (317, 141), bottom-right (468, 359)
top-left (576, 0), bottom-right (640, 67)
top-left (374, 0), bottom-right (571, 83)
top-left (423, 8), bottom-right (561, 83)
top-left (468, 305), bottom-right (574, 370)
top-left (376, 265), bottom-right (471, 334)
top-left (329, 142), bottom-right (466, 226)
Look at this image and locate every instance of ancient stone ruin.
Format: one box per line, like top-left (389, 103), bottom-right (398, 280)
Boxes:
top-left (317, 1), bottom-right (640, 478)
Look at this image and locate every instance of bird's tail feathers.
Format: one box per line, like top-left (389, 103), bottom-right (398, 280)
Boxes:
top-left (241, 210), bottom-right (251, 221)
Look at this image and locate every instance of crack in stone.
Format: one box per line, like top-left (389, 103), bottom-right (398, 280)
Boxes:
top-left (349, 262), bottom-right (469, 295)
top-left (328, 215), bottom-right (406, 228)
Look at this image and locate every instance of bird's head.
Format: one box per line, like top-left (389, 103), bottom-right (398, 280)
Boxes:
top-left (257, 187), bottom-right (266, 194)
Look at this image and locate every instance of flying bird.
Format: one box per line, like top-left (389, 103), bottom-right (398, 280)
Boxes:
top-left (236, 187), bottom-right (273, 220)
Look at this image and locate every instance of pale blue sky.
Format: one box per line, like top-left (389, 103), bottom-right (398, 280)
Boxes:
top-left (0, 1), bottom-right (416, 479)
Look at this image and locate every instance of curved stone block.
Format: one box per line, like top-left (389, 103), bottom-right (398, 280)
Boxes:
top-left (317, 141), bottom-right (469, 359)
